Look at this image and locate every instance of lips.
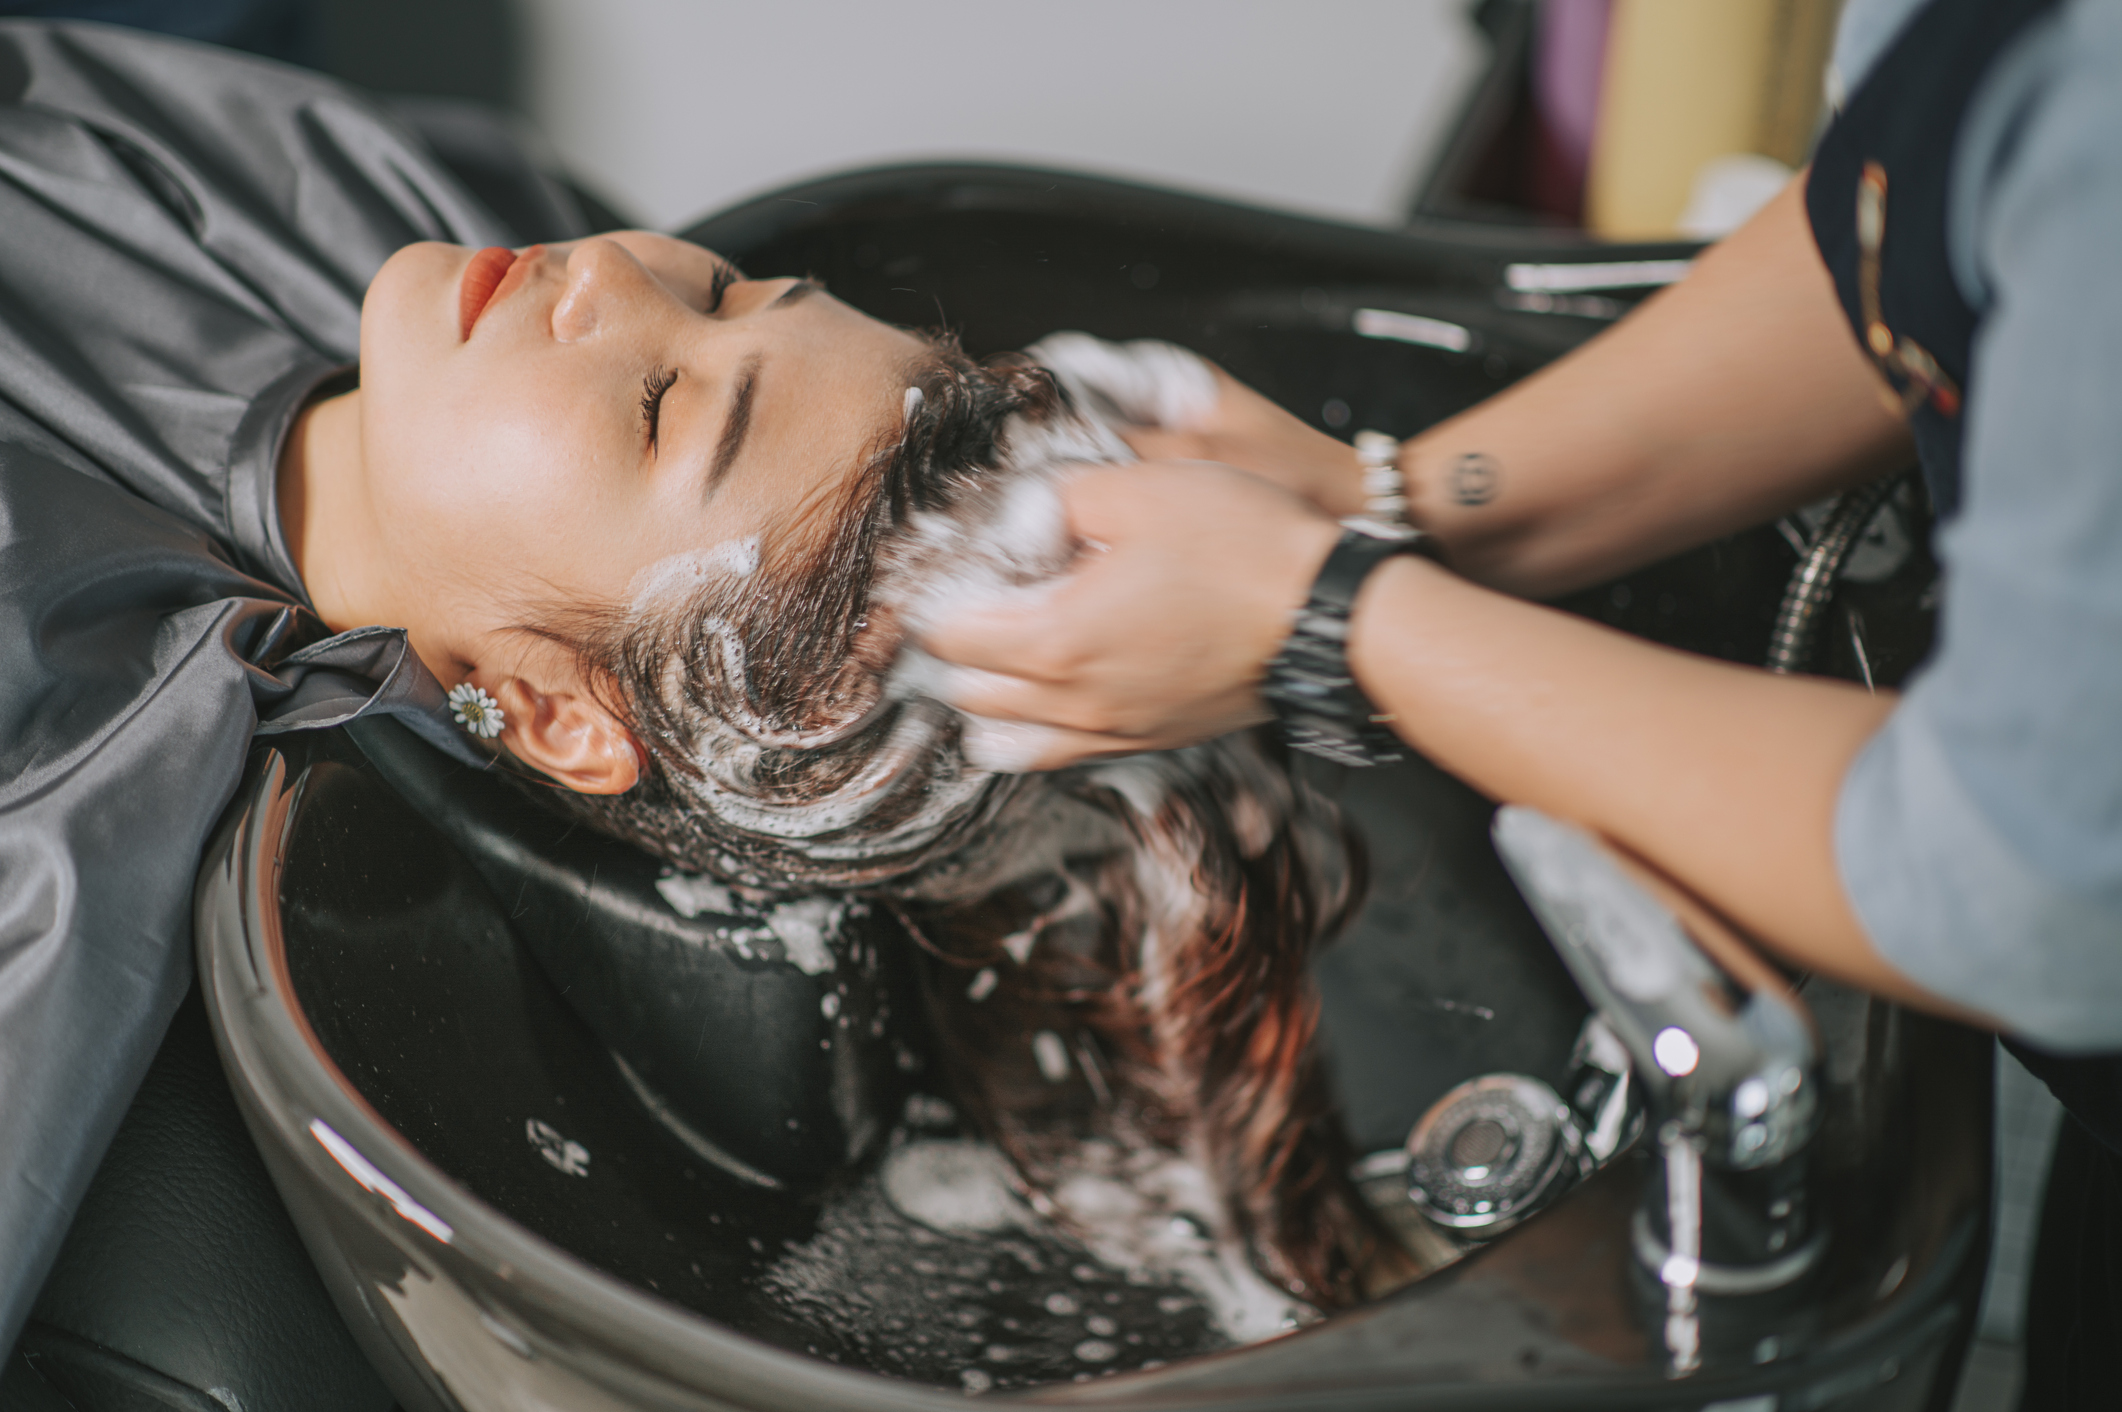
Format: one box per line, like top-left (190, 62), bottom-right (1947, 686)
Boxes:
top-left (459, 245), bottom-right (537, 338)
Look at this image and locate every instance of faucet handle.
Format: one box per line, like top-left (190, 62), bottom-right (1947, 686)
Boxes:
top-left (1491, 807), bottom-right (1820, 1170)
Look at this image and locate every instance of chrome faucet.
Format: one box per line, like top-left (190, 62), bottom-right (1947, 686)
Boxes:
top-left (1491, 807), bottom-right (1825, 1375)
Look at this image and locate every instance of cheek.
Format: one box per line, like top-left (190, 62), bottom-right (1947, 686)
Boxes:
top-left (361, 377), bottom-right (636, 583)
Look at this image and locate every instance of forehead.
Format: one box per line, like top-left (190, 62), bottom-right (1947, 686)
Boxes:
top-left (749, 296), bottom-right (926, 451)
top-left (707, 292), bottom-right (929, 537)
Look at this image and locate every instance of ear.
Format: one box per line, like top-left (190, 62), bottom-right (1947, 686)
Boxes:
top-left (488, 677), bottom-right (641, 795)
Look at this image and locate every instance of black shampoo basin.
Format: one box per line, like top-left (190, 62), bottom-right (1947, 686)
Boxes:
top-left (198, 716), bottom-right (1987, 1411)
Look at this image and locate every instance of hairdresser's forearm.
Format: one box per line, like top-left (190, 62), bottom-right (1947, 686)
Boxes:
top-left (1349, 555), bottom-right (1981, 1019)
top-left (1401, 181), bottom-right (1912, 599)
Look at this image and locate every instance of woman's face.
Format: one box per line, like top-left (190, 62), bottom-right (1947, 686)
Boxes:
top-left (354, 232), bottom-right (925, 668)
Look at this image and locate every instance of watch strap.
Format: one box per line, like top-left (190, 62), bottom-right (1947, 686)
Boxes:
top-left (1262, 522), bottom-right (1444, 768)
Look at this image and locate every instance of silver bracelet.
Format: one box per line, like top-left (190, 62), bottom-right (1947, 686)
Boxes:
top-left (1353, 430), bottom-right (1409, 526)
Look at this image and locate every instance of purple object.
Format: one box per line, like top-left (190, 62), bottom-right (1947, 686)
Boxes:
top-left (1531, 0), bottom-right (1612, 218)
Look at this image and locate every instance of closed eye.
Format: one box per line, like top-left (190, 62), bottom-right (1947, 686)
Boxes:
top-left (639, 365), bottom-right (679, 452)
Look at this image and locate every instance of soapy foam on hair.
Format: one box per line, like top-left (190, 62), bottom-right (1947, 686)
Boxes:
top-left (1028, 333), bottom-right (1220, 434)
top-left (540, 332), bottom-right (1385, 1320)
top-left (628, 537), bottom-right (760, 615)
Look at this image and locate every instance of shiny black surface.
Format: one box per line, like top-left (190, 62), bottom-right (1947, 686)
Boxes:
top-left (280, 735), bottom-right (816, 1327)
top-left (268, 715), bottom-right (1615, 1387)
top-left (254, 709), bottom-right (1987, 1405)
top-left (280, 722), bottom-right (1231, 1387)
top-left (338, 719), bottom-right (914, 1190)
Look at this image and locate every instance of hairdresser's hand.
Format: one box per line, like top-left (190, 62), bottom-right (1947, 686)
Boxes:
top-left (922, 461), bottom-right (1339, 770)
top-left (1120, 366), bottom-right (1370, 518)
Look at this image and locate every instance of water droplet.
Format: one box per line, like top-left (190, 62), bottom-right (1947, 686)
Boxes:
top-left (960, 1368), bottom-right (993, 1393)
top-left (1085, 1315), bottom-right (1117, 1337)
top-left (1044, 1293), bottom-right (1079, 1316)
top-left (1075, 1339), bottom-right (1119, 1363)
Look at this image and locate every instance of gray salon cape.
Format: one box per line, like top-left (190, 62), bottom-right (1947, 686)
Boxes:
top-left (0, 20), bottom-right (537, 1344)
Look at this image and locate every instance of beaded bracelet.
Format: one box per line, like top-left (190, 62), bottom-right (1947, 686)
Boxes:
top-left (1353, 430), bottom-right (1409, 526)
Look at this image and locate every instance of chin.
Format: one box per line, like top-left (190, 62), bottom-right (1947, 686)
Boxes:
top-left (359, 241), bottom-right (467, 367)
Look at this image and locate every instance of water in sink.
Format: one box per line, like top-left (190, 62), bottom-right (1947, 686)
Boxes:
top-left (759, 1098), bottom-right (1314, 1392)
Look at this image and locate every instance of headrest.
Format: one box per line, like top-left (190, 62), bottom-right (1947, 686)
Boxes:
top-left (341, 718), bottom-right (915, 1190)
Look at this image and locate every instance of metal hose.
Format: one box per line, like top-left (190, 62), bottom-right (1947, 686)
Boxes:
top-left (1763, 474), bottom-right (1904, 675)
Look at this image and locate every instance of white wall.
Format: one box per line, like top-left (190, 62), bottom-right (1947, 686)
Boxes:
top-left (517, 0), bottom-right (1485, 231)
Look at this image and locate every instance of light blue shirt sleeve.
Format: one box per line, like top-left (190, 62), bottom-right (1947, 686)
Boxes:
top-left (1827, 0), bottom-right (1931, 106)
top-left (1836, 0), bottom-right (2122, 1052)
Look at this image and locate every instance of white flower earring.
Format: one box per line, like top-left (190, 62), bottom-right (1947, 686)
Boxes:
top-left (447, 682), bottom-right (506, 739)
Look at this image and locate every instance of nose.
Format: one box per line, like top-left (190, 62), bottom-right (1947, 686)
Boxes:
top-left (549, 238), bottom-right (680, 344)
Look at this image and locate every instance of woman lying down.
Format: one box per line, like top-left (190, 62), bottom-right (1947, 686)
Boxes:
top-left (0, 18), bottom-right (1403, 1348)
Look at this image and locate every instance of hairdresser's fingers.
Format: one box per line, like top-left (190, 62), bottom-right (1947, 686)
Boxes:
top-left (958, 715), bottom-right (1143, 772)
top-left (923, 459), bottom-right (1336, 743)
top-left (1117, 426), bottom-right (1211, 463)
top-left (920, 595), bottom-right (1084, 685)
top-left (941, 663), bottom-right (1269, 744)
top-left (1115, 382), bottom-right (1367, 516)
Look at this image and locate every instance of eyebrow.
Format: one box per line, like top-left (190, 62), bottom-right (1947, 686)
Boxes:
top-left (708, 354), bottom-right (762, 495)
top-left (773, 278), bottom-right (822, 308)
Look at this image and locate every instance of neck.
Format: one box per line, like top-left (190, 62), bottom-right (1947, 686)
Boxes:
top-left (278, 388), bottom-right (381, 635)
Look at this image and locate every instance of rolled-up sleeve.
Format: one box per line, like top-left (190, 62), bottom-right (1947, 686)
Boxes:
top-left (1837, 0), bottom-right (2122, 1052)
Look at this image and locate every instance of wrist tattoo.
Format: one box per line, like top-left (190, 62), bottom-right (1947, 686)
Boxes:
top-left (1448, 452), bottom-right (1501, 507)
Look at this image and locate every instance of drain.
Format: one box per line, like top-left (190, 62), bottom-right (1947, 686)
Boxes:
top-left (1406, 1075), bottom-right (1584, 1237)
top-left (1448, 1118), bottom-right (1510, 1172)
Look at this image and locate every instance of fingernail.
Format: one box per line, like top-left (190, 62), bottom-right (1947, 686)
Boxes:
top-left (959, 715), bottom-right (1057, 773)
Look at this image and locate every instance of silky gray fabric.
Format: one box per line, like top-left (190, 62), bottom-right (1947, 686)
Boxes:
top-left (0, 19), bottom-right (530, 1347)
top-left (1829, 0), bottom-right (2122, 1050)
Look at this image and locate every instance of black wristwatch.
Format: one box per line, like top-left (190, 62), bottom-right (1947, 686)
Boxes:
top-left (1261, 519), bottom-right (1445, 767)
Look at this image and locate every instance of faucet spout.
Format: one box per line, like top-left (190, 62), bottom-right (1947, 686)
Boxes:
top-left (1491, 807), bottom-right (1827, 1373)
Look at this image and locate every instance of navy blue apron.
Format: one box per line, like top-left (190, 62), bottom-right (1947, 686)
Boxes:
top-left (1808, 1), bottom-right (2119, 1402)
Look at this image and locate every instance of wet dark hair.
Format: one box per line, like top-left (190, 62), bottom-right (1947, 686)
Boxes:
top-left (521, 332), bottom-right (1394, 1304)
